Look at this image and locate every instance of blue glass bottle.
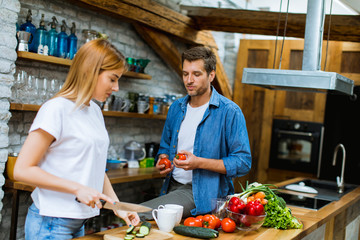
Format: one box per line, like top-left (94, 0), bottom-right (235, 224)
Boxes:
top-left (57, 20), bottom-right (68, 58)
top-left (20, 10), bottom-right (36, 52)
top-left (67, 22), bottom-right (78, 60)
top-left (33, 14), bottom-right (47, 54)
top-left (47, 16), bottom-right (58, 56)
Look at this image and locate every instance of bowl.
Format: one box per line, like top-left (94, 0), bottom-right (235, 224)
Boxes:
top-left (226, 209), bottom-right (266, 231)
top-left (106, 159), bottom-right (127, 170)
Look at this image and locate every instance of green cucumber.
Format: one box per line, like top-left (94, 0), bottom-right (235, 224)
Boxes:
top-left (126, 225), bottom-right (135, 234)
top-left (135, 233), bottom-right (145, 238)
top-left (139, 221), bottom-right (151, 236)
top-left (173, 225), bottom-right (219, 239)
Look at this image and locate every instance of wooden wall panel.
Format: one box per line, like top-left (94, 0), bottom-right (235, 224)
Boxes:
top-left (233, 40), bottom-right (278, 186)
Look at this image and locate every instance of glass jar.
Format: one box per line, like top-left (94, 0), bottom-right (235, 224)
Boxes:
top-left (81, 29), bottom-right (98, 45)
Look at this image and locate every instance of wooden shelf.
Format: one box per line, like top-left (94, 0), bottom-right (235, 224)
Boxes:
top-left (10, 103), bottom-right (166, 120)
top-left (16, 51), bottom-right (152, 80)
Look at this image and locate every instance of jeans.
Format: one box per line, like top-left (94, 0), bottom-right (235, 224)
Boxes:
top-left (25, 203), bottom-right (86, 240)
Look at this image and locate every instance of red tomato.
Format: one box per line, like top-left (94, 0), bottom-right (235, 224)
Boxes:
top-left (175, 153), bottom-right (187, 160)
top-left (228, 196), bottom-right (240, 206)
top-left (214, 216), bottom-right (221, 229)
top-left (184, 217), bottom-right (202, 227)
top-left (158, 158), bottom-right (171, 169)
top-left (202, 214), bottom-right (217, 229)
top-left (221, 218), bottom-right (236, 233)
top-left (195, 215), bottom-right (204, 223)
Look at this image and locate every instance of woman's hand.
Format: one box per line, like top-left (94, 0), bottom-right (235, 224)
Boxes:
top-left (113, 210), bottom-right (140, 226)
top-left (75, 185), bottom-right (114, 209)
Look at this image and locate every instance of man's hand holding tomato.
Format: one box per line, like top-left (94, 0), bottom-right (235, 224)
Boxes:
top-left (156, 154), bottom-right (173, 175)
top-left (173, 150), bottom-right (199, 171)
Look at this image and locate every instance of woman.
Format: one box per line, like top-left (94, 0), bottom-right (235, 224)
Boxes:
top-left (14, 39), bottom-right (140, 239)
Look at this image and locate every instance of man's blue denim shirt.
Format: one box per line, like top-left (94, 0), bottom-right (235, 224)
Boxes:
top-left (157, 87), bottom-right (252, 215)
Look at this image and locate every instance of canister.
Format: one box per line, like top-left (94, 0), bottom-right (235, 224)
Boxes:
top-left (6, 153), bottom-right (18, 180)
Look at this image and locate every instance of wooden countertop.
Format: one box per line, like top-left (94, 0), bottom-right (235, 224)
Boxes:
top-left (4, 167), bottom-right (164, 192)
top-left (75, 177), bottom-right (360, 240)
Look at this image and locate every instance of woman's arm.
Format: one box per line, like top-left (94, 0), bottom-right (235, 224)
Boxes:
top-left (103, 174), bottom-right (140, 226)
top-left (14, 129), bottom-right (113, 208)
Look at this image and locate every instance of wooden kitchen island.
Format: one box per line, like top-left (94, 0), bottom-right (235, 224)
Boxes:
top-left (75, 178), bottom-right (360, 240)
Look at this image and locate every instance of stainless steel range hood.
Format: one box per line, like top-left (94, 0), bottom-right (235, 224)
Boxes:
top-left (242, 0), bottom-right (354, 95)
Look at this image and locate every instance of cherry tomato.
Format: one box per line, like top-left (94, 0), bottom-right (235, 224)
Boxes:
top-left (175, 153), bottom-right (187, 160)
top-left (158, 158), bottom-right (171, 169)
top-left (184, 217), bottom-right (202, 227)
top-left (246, 200), bottom-right (265, 216)
top-left (237, 200), bottom-right (246, 213)
top-left (228, 196), bottom-right (240, 206)
top-left (229, 204), bottom-right (240, 213)
top-left (221, 218), bottom-right (236, 233)
top-left (254, 203), bottom-right (265, 216)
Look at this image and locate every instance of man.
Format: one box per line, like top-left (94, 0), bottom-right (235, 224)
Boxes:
top-left (141, 46), bottom-right (251, 218)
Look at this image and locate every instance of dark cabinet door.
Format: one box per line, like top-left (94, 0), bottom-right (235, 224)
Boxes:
top-left (320, 86), bottom-right (360, 185)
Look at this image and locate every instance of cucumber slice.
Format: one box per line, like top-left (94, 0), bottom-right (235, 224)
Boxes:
top-left (126, 226), bottom-right (135, 234)
top-left (139, 221), bottom-right (151, 236)
top-left (124, 237), bottom-right (134, 240)
top-left (135, 233), bottom-right (145, 238)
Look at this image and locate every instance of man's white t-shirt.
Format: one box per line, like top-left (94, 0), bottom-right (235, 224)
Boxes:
top-left (29, 97), bottom-right (109, 219)
top-left (172, 102), bottom-right (209, 184)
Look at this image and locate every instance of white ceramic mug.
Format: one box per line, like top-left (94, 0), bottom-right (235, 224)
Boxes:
top-left (152, 208), bottom-right (177, 232)
top-left (158, 204), bottom-right (184, 226)
top-left (137, 100), bottom-right (149, 114)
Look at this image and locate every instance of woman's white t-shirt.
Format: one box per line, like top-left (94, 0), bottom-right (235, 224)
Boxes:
top-left (29, 97), bottom-right (109, 219)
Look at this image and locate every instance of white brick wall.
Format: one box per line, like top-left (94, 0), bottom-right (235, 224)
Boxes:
top-left (0, 0), bottom-right (20, 237)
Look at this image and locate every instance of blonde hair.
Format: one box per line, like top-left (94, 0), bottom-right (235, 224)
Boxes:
top-left (55, 39), bottom-right (127, 108)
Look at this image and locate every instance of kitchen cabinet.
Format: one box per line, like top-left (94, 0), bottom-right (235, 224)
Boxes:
top-left (16, 51), bottom-right (152, 80)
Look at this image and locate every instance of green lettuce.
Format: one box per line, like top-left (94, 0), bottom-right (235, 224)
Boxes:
top-left (263, 193), bottom-right (303, 229)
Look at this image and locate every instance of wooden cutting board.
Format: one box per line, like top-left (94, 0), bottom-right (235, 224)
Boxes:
top-left (103, 229), bottom-right (173, 240)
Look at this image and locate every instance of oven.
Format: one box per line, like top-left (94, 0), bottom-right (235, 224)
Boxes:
top-left (269, 119), bottom-right (324, 176)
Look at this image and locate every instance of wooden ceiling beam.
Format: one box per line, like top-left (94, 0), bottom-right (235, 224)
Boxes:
top-left (182, 6), bottom-right (360, 42)
top-left (68, 0), bottom-right (217, 48)
top-left (134, 24), bottom-right (233, 98)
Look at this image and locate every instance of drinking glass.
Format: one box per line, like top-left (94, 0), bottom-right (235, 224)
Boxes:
top-left (12, 70), bottom-right (27, 103)
top-left (39, 78), bottom-right (48, 104)
top-left (34, 77), bottom-right (43, 105)
top-left (49, 79), bottom-right (58, 98)
top-left (23, 75), bottom-right (36, 104)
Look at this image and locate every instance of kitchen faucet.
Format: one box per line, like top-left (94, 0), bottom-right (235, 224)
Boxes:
top-left (332, 143), bottom-right (346, 194)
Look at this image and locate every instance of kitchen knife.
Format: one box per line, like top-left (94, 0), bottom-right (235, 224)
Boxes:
top-left (102, 200), bottom-right (152, 213)
top-left (75, 198), bottom-right (152, 212)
